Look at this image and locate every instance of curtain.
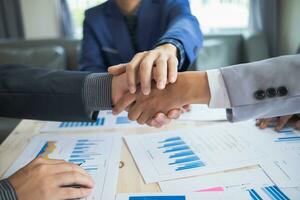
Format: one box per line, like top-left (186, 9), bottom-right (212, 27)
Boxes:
top-left (249, 0), bottom-right (280, 57)
top-left (59, 0), bottom-right (74, 38)
top-left (0, 0), bottom-right (24, 39)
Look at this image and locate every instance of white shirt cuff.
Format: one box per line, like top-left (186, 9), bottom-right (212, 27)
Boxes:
top-left (207, 69), bottom-right (231, 108)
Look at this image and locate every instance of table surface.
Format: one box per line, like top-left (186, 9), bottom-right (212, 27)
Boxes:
top-left (0, 119), bottom-right (257, 193)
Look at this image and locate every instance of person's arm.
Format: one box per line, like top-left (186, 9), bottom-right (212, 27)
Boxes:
top-left (0, 179), bottom-right (17, 200)
top-left (220, 54), bottom-right (300, 122)
top-left (0, 64), bottom-right (127, 121)
top-left (156, 0), bottom-right (203, 71)
top-left (79, 13), bottom-right (106, 72)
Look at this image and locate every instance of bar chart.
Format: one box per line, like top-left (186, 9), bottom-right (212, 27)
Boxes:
top-left (158, 137), bottom-right (206, 172)
top-left (4, 134), bottom-right (123, 200)
top-left (248, 185), bottom-right (290, 200)
top-left (41, 111), bottom-right (140, 132)
top-left (125, 124), bottom-right (268, 183)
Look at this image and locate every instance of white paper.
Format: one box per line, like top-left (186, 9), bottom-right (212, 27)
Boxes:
top-left (4, 133), bottom-right (123, 200)
top-left (178, 104), bottom-right (227, 121)
top-left (116, 192), bottom-right (250, 200)
top-left (125, 123), bottom-right (271, 183)
top-left (159, 167), bottom-right (274, 193)
top-left (41, 111), bottom-right (140, 132)
top-left (237, 122), bottom-right (300, 188)
top-left (159, 167), bottom-right (298, 200)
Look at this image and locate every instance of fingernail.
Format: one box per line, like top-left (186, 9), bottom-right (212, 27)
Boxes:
top-left (157, 81), bottom-right (164, 89)
top-left (170, 76), bottom-right (176, 83)
top-left (129, 87), bottom-right (136, 94)
top-left (143, 88), bottom-right (150, 95)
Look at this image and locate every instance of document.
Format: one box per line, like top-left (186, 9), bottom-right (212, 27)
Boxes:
top-left (116, 192), bottom-right (250, 200)
top-left (3, 133), bottom-right (123, 200)
top-left (238, 122), bottom-right (300, 187)
top-left (125, 123), bottom-right (270, 183)
top-left (41, 110), bottom-right (140, 132)
top-left (178, 104), bottom-right (227, 121)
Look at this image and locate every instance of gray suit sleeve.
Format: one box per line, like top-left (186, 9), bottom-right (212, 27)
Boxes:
top-left (0, 179), bottom-right (17, 200)
top-left (0, 65), bottom-right (113, 121)
top-left (220, 55), bottom-right (300, 122)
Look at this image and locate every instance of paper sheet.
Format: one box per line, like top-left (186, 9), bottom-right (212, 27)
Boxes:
top-left (159, 167), bottom-right (299, 200)
top-left (238, 122), bottom-right (300, 188)
top-left (116, 192), bottom-right (250, 200)
top-left (41, 111), bottom-right (140, 132)
top-left (125, 122), bottom-right (271, 183)
top-left (178, 104), bottom-right (227, 121)
top-left (3, 133), bottom-right (123, 200)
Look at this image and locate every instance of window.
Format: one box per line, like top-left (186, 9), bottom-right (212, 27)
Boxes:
top-left (68, 0), bottom-right (250, 38)
top-left (67, 0), bottom-right (107, 38)
top-left (190, 0), bottom-right (250, 34)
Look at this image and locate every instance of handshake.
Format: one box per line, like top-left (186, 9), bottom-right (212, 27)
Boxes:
top-left (108, 46), bottom-right (211, 128)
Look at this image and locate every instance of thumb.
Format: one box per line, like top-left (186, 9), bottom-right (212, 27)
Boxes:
top-left (108, 64), bottom-right (127, 75)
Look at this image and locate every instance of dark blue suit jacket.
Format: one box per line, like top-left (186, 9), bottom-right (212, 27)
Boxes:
top-left (79, 0), bottom-right (203, 72)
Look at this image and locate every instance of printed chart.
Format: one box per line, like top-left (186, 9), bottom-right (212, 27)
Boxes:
top-left (41, 111), bottom-right (140, 132)
top-left (125, 123), bottom-right (270, 183)
top-left (3, 133), bottom-right (123, 200)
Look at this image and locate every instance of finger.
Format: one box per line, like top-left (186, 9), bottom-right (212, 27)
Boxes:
top-left (182, 104), bottom-right (191, 112)
top-left (54, 171), bottom-right (94, 188)
top-left (108, 63), bottom-right (126, 75)
top-left (275, 115), bottom-right (293, 131)
top-left (140, 52), bottom-right (158, 95)
top-left (58, 187), bottom-right (93, 199)
top-left (128, 103), bottom-right (144, 122)
top-left (137, 109), bottom-right (157, 125)
top-left (154, 113), bottom-right (171, 126)
top-left (51, 163), bottom-right (89, 176)
top-left (295, 120), bottom-right (300, 130)
top-left (113, 93), bottom-right (136, 115)
top-left (127, 53), bottom-right (146, 94)
top-left (258, 118), bottom-right (273, 129)
top-left (167, 109), bottom-right (181, 119)
top-left (32, 157), bottom-right (66, 165)
top-left (155, 55), bottom-right (168, 90)
top-left (167, 56), bottom-right (178, 83)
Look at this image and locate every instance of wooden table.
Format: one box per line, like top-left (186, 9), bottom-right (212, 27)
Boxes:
top-left (0, 119), bottom-right (222, 193)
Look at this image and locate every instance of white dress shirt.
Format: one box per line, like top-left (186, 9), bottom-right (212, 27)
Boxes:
top-left (206, 69), bottom-right (231, 108)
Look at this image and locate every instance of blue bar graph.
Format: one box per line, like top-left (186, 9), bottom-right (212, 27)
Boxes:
top-left (248, 189), bottom-right (263, 200)
top-left (169, 156), bottom-right (200, 165)
top-left (164, 145), bottom-right (190, 153)
top-left (116, 116), bottom-right (131, 124)
top-left (159, 137), bottom-right (182, 143)
top-left (176, 161), bottom-right (205, 171)
top-left (159, 141), bottom-right (185, 148)
top-left (58, 118), bottom-right (105, 129)
top-left (275, 136), bottom-right (300, 142)
top-left (169, 150), bottom-right (195, 159)
top-left (262, 186), bottom-right (290, 200)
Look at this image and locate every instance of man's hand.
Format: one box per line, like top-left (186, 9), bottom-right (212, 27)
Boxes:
top-left (256, 114), bottom-right (300, 131)
top-left (111, 72), bottom-right (128, 106)
top-left (108, 43), bottom-right (178, 95)
top-left (113, 72), bottom-right (211, 125)
top-left (8, 157), bottom-right (94, 200)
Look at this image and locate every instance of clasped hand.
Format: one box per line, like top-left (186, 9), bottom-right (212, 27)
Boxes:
top-left (109, 44), bottom-right (211, 127)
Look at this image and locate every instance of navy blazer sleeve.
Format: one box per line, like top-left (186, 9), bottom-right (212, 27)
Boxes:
top-left (80, 17), bottom-right (106, 72)
top-left (0, 65), bottom-right (93, 121)
top-left (158, 0), bottom-right (203, 71)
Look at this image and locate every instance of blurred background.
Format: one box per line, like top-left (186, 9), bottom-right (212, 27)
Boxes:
top-left (0, 0), bottom-right (300, 143)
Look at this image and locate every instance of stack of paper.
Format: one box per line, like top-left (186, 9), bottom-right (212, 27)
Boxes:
top-left (3, 133), bottom-right (123, 200)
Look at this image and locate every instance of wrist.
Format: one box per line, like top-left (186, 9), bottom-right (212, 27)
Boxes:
top-left (156, 43), bottom-right (177, 58)
top-left (180, 72), bottom-right (211, 105)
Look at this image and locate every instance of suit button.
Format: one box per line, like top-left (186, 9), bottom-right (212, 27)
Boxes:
top-left (277, 86), bottom-right (288, 96)
top-left (254, 90), bottom-right (266, 100)
top-left (266, 88), bottom-right (277, 98)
